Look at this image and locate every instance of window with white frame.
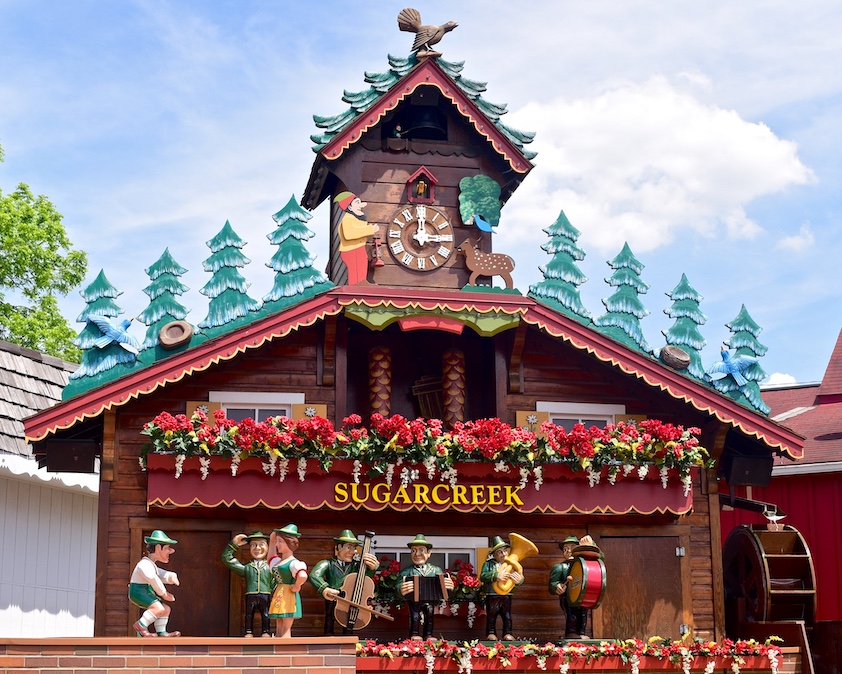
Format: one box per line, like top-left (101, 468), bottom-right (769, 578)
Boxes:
top-left (536, 401), bottom-right (626, 431)
top-left (372, 535), bottom-right (489, 571)
top-left (209, 391), bottom-right (305, 422)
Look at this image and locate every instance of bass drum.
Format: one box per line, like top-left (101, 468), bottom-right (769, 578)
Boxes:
top-left (567, 556), bottom-right (607, 609)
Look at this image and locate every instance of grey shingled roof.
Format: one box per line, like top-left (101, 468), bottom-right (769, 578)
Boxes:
top-left (0, 341), bottom-right (76, 457)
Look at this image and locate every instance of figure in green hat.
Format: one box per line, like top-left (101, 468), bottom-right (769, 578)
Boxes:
top-left (128, 530), bottom-right (181, 637)
top-left (267, 525), bottom-right (308, 638)
top-left (221, 531), bottom-right (274, 637)
top-left (333, 191), bottom-right (379, 285)
top-left (480, 535), bottom-right (523, 641)
top-left (548, 534), bottom-right (588, 639)
top-left (309, 529), bottom-right (379, 635)
top-left (398, 534), bottom-right (454, 640)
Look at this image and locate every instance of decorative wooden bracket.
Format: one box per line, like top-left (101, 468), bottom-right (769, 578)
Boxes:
top-left (320, 315), bottom-right (337, 386)
top-left (508, 321), bottom-right (527, 393)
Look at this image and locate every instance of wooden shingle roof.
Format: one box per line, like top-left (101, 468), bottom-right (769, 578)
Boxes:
top-left (0, 340), bottom-right (76, 458)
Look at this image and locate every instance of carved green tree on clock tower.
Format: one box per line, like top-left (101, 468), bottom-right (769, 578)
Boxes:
top-left (593, 243), bottom-right (652, 353)
top-left (137, 248), bottom-right (192, 349)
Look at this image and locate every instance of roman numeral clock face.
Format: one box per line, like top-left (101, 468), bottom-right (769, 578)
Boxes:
top-left (386, 204), bottom-right (455, 272)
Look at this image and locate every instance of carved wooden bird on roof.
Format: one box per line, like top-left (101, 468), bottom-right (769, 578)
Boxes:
top-left (397, 7), bottom-right (458, 56)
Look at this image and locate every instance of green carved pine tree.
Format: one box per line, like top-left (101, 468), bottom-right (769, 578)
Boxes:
top-left (69, 270), bottom-right (137, 379)
top-left (527, 210), bottom-right (591, 324)
top-left (263, 195), bottom-right (332, 309)
top-left (593, 243), bottom-right (652, 353)
top-left (710, 304), bottom-right (770, 414)
top-left (662, 274), bottom-right (707, 379)
top-left (198, 221), bottom-right (261, 329)
top-left (137, 248), bottom-right (192, 349)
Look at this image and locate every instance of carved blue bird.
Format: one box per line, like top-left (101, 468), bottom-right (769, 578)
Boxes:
top-left (706, 347), bottom-right (757, 386)
top-left (473, 214), bottom-right (495, 233)
top-left (90, 316), bottom-right (141, 355)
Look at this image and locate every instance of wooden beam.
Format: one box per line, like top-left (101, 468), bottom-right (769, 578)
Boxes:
top-left (101, 410), bottom-right (116, 482)
top-left (494, 335), bottom-right (508, 421)
top-left (508, 321), bottom-right (527, 393)
top-left (335, 316), bottom-right (347, 423)
top-left (320, 315), bottom-right (337, 387)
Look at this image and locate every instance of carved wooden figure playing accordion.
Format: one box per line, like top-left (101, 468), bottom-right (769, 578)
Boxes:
top-left (398, 534), bottom-right (454, 641)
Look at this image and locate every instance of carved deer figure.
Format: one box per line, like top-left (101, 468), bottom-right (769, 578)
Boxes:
top-left (457, 238), bottom-right (515, 289)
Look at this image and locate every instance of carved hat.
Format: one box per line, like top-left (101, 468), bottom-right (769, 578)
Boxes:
top-left (334, 529), bottom-right (360, 545)
top-left (558, 535), bottom-right (580, 549)
top-left (144, 530), bottom-right (178, 546)
top-left (490, 536), bottom-right (510, 553)
top-left (333, 191), bottom-right (357, 210)
top-left (247, 531), bottom-right (269, 541)
top-left (407, 533), bottom-right (433, 549)
top-left (274, 523), bottom-right (301, 538)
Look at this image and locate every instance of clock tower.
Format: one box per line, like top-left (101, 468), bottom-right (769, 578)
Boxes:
top-left (302, 51), bottom-right (535, 290)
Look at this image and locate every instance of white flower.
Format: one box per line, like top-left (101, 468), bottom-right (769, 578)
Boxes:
top-left (623, 463), bottom-right (635, 476)
top-left (449, 602), bottom-right (459, 615)
top-left (660, 466), bottom-right (670, 489)
top-left (533, 465), bottom-right (543, 491)
top-left (768, 649), bottom-right (779, 674)
top-left (262, 455), bottom-right (277, 477)
top-left (138, 456), bottom-right (146, 471)
top-left (519, 466), bottom-right (530, 490)
top-left (637, 464), bottom-right (650, 480)
top-left (385, 463), bottom-right (395, 487)
top-left (493, 460), bottom-right (510, 473)
top-left (423, 456), bottom-right (437, 480)
top-left (466, 601), bottom-right (477, 628)
top-left (586, 466), bottom-right (601, 487)
top-left (304, 406), bottom-right (317, 417)
top-left (199, 455), bottom-right (211, 481)
top-left (196, 404), bottom-right (209, 414)
top-left (680, 648), bottom-right (692, 674)
top-left (174, 454), bottom-right (186, 479)
top-left (400, 466), bottom-right (420, 488)
top-left (607, 465), bottom-right (620, 485)
top-left (526, 414), bottom-right (538, 425)
top-left (230, 454), bottom-right (241, 477)
top-left (424, 651), bottom-right (436, 674)
top-left (297, 457), bottom-right (307, 481)
top-left (352, 459), bottom-right (362, 484)
top-left (629, 654), bottom-right (640, 674)
top-left (730, 660), bottom-right (741, 674)
top-left (535, 655), bottom-right (547, 671)
top-left (278, 457), bottom-right (289, 482)
top-left (440, 467), bottom-right (458, 488)
top-left (457, 650), bottom-right (472, 674)
top-left (558, 662), bottom-right (570, 674)
top-left (682, 472), bottom-right (693, 497)
top-left (704, 660), bottom-right (717, 674)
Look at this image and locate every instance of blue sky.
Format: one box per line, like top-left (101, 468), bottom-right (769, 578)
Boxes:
top-left (1, 1), bottom-right (840, 384)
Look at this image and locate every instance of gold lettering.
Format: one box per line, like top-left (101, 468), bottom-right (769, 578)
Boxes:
top-left (470, 484), bottom-right (486, 505)
top-left (432, 484), bottom-right (450, 505)
top-left (350, 483), bottom-right (370, 504)
top-left (372, 483), bottom-right (390, 504)
top-left (393, 485), bottom-right (412, 504)
top-left (334, 482), bottom-right (349, 504)
top-left (487, 484), bottom-right (502, 506)
top-left (413, 484), bottom-right (432, 504)
top-left (452, 484), bottom-right (469, 505)
top-left (504, 485), bottom-right (524, 506)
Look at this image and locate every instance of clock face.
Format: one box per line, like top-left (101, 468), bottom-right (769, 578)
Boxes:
top-left (386, 204), bottom-right (455, 272)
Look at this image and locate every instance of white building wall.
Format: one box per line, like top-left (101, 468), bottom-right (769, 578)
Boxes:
top-left (0, 455), bottom-right (98, 637)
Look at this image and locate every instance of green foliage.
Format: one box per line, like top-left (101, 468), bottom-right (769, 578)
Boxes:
top-left (458, 175), bottom-right (502, 227)
top-left (662, 274), bottom-right (707, 379)
top-left (0, 161), bottom-right (87, 360)
top-left (593, 243), bottom-right (652, 353)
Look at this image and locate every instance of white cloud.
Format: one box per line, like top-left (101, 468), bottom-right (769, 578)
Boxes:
top-left (765, 372), bottom-right (798, 386)
top-left (777, 223), bottom-right (815, 252)
top-left (504, 76), bottom-right (814, 254)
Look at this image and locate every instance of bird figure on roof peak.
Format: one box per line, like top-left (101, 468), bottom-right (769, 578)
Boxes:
top-left (398, 7), bottom-right (458, 58)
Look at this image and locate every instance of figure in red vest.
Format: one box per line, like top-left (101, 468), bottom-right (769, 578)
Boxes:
top-left (334, 191), bottom-right (379, 285)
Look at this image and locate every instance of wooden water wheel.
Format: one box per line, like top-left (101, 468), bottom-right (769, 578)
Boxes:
top-left (723, 524), bottom-right (816, 635)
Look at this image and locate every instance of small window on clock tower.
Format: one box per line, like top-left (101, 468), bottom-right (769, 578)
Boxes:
top-left (407, 166), bottom-right (438, 204)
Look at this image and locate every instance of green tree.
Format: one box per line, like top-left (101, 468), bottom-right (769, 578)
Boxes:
top-left (458, 174), bottom-right (502, 228)
top-left (263, 195), bottom-right (332, 308)
top-left (198, 221), bottom-right (261, 329)
top-left (593, 242), bottom-right (652, 353)
top-left (709, 305), bottom-right (770, 414)
top-left (69, 270), bottom-right (136, 379)
top-left (662, 274), bottom-right (707, 379)
top-left (528, 209), bottom-right (591, 324)
top-left (137, 248), bottom-right (192, 349)
top-left (0, 143), bottom-right (87, 360)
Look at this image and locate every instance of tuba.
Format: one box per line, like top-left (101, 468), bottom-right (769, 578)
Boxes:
top-left (491, 532), bottom-right (539, 595)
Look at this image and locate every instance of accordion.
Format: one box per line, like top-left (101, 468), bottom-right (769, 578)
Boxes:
top-left (411, 574), bottom-right (450, 602)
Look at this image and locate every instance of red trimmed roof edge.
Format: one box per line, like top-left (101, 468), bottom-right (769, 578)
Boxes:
top-left (24, 286), bottom-right (803, 460)
top-left (319, 59), bottom-right (534, 174)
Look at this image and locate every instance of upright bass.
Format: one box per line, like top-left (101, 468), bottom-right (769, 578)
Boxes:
top-left (334, 531), bottom-right (395, 629)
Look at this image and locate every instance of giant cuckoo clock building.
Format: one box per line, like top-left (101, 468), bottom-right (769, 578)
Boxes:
top-left (20, 9), bottom-right (809, 674)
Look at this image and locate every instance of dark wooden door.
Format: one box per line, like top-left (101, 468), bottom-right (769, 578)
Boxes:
top-left (597, 536), bottom-right (687, 639)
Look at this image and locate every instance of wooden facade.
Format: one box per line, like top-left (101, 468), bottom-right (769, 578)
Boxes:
top-left (20, 39), bottom-right (805, 672)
